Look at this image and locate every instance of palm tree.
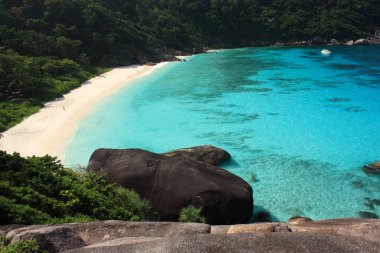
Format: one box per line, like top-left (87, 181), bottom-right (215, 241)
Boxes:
top-left (7, 66), bottom-right (32, 96)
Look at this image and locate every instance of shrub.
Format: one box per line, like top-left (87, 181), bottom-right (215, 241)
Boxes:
top-left (178, 205), bottom-right (206, 223)
top-left (0, 151), bottom-right (157, 225)
top-left (0, 237), bottom-right (46, 253)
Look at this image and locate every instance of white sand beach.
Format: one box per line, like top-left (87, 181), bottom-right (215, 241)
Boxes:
top-left (0, 62), bottom-right (167, 162)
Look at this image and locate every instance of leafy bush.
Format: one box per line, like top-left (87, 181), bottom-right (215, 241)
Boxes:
top-left (0, 101), bottom-right (42, 132)
top-left (0, 151), bottom-right (157, 225)
top-left (0, 235), bottom-right (46, 253)
top-left (179, 205), bottom-right (206, 223)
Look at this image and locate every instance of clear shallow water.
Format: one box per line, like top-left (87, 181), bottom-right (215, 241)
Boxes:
top-left (65, 46), bottom-right (380, 221)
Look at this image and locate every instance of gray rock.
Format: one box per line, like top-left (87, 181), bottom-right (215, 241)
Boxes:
top-left (11, 226), bottom-right (86, 253)
top-left (330, 39), bottom-right (340, 45)
top-left (288, 218), bottom-right (380, 243)
top-left (344, 40), bottom-right (354, 46)
top-left (6, 225), bottom-right (46, 240)
top-left (354, 39), bottom-right (371, 45)
top-left (87, 148), bottom-right (253, 224)
top-left (66, 221), bottom-right (210, 245)
top-left (63, 233), bottom-right (380, 253)
top-left (227, 223), bottom-right (290, 234)
top-left (162, 145), bottom-right (231, 165)
top-left (363, 161), bottom-right (380, 174)
top-left (0, 225), bottom-right (29, 236)
top-left (84, 237), bottom-right (162, 248)
top-left (210, 225), bottom-right (231, 234)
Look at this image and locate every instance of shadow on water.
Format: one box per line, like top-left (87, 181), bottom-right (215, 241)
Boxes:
top-left (220, 158), bottom-right (241, 169)
top-left (251, 205), bottom-right (280, 223)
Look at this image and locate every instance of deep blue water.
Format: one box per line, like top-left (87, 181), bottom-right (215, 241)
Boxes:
top-left (65, 46), bottom-right (380, 221)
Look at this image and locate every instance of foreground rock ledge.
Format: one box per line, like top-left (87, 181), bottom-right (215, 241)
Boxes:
top-left (2, 219), bottom-right (379, 253)
top-left (87, 148), bottom-right (252, 224)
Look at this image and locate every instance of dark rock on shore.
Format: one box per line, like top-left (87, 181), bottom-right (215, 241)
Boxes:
top-left (363, 162), bottom-right (380, 174)
top-left (87, 148), bottom-right (253, 224)
top-left (162, 145), bottom-right (231, 165)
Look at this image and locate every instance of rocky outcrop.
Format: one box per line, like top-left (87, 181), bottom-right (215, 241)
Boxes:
top-left (67, 221), bottom-right (210, 245)
top-left (344, 40), bottom-right (354, 46)
top-left (3, 219), bottom-right (380, 253)
top-left (64, 233), bottom-right (380, 253)
top-left (87, 148), bottom-right (253, 224)
top-left (162, 145), bottom-right (231, 165)
top-left (275, 42), bottom-right (298, 46)
top-left (4, 222), bottom-right (210, 247)
top-left (354, 39), bottom-right (371, 45)
top-left (330, 39), bottom-right (340, 45)
top-left (288, 218), bottom-right (380, 243)
top-left (363, 161), bottom-right (380, 174)
top-left (11, 226), bottom-right (86, 253)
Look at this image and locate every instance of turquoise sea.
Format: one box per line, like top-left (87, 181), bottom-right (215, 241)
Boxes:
top-left (65, 46), bottom-right (380, 222)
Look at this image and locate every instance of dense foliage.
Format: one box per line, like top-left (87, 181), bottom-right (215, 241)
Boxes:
top-left (179, 205), bottom-right (207, 223)
top-left (0, 0), bottom-right (379, 130)
top-left (0, 151), bottom-right (156, 225)
top-left (0, 235), bottom-right (46, 253)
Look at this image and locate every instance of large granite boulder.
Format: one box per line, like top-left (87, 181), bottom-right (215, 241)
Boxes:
top-left (63, 233), bottom-right (380, 253)
top-left (344, 40), bottom-right (354, 46)
top-left (162, 145), bottom-right (231, 165)
top-left (87, 148), bottom-right (253, 224)
top-left (330, 39), bottom-right (340, 45)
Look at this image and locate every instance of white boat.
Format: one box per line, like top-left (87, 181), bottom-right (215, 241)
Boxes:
top-left (321, 49), bottom-right (331, 55)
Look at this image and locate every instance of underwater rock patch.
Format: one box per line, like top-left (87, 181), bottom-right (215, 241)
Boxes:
top-left (363, 162), bottom-right (380, 174)
top-left (358, 211), bottom-right (379, 219)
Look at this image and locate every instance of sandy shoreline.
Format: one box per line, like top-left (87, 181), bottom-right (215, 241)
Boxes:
top-left (0, 62), bottom-right (167, 161)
